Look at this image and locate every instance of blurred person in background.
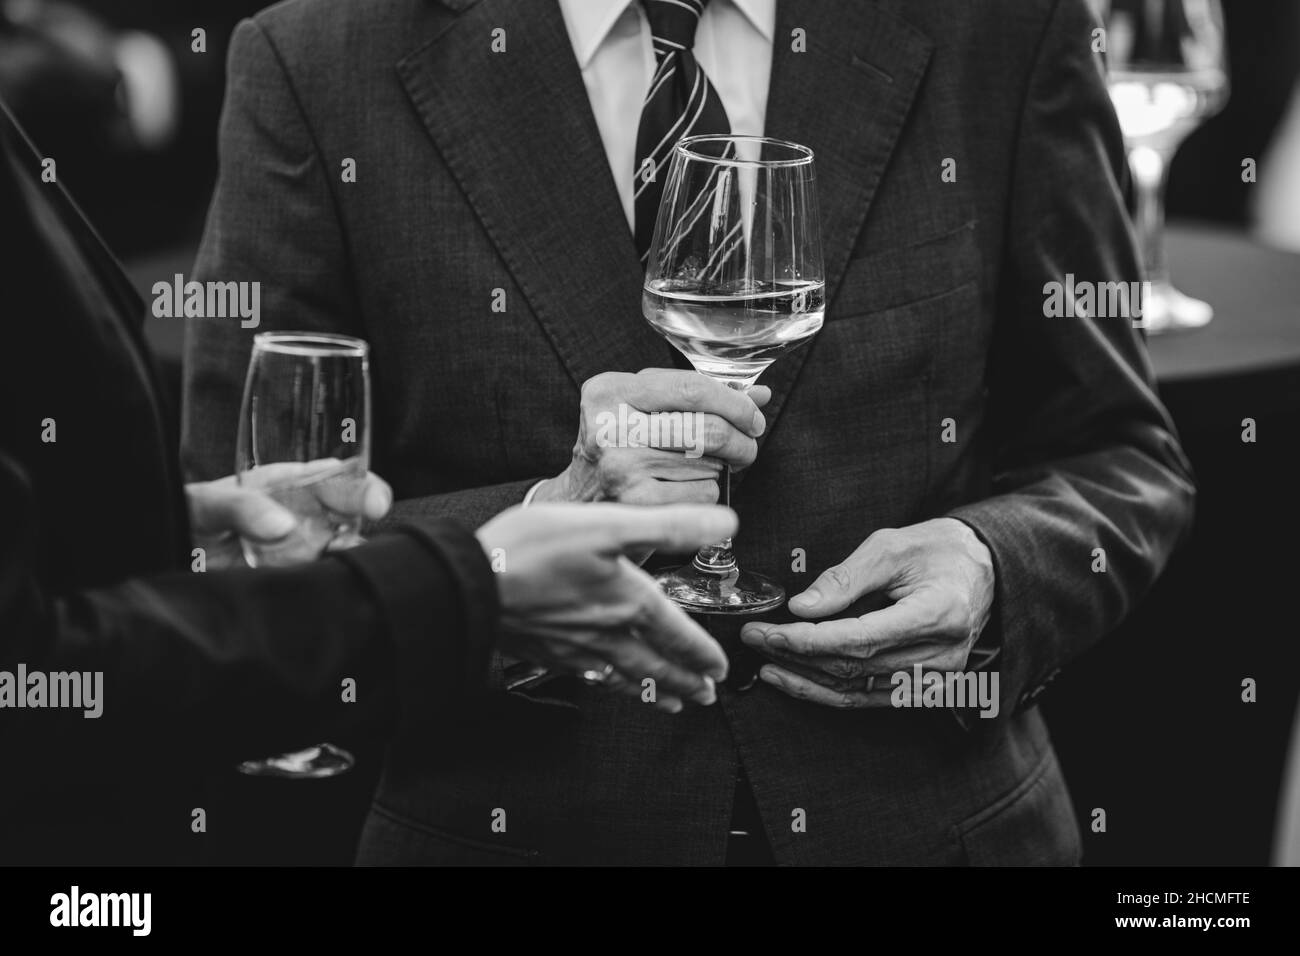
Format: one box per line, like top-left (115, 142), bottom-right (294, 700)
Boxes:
top-left (0, 0), bottom-right (269, 258)
top-left (1255, 70), bottom-right (1300, 252)
top-left (1165, 0), bottom-right (1300, 232)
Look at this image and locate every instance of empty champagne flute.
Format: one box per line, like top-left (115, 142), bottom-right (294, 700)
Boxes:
top-left (234, 331), bottom-right (372, 778)
top-left (642, 135), bottom-right (824, 614)
top-left (1099, 0), bottom-right (1230, 332)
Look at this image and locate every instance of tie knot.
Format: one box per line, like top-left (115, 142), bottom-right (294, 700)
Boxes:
top-left (641, 0), bottom-right (706, 52)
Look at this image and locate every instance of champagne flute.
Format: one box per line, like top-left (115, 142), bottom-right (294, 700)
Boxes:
top-left (642, 135), bottom-right (824, 614)
top-left (234, 331), bottom-right (372, 778)
top-left (1098, 0), bottom-right (1230, 332)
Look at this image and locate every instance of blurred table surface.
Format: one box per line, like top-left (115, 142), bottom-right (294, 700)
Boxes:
top-left (1150, 226), bottom-right (1300, 422)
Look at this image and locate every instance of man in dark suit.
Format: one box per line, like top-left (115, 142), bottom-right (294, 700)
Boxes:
top-left (0, 99), bottom-right (733, 865)
top-left (185, 0), bottom-right (1195, 865)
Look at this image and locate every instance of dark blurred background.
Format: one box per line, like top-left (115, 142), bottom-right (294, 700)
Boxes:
top-left (2, 0), bottom-right (1298, 866)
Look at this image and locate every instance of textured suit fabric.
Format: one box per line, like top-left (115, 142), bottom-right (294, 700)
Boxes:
top-left (0, 101), bottom-right (499, 864)
top-left (184, 0), bottom-right (1195, 865)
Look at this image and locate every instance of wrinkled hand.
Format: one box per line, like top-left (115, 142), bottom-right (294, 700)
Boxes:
top-left (740, 518), bottom-right (995, 708)
top-left (477, 503), bottom-right (735, 713)
top-left (187, 462), bottom-right (393, 570)
top-left (532, 368), bottom-right (770, 506)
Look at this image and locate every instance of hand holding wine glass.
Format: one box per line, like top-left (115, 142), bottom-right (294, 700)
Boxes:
top-left (186, 466), bottom-right (392, 572)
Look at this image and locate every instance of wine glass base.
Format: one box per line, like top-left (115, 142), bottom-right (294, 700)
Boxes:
top-left (654, 564), bottom-right (785, 615)
top-left (237, 743), bottom-right (355, 779)
top-left (1141, 281), bottom-right (1213, 334)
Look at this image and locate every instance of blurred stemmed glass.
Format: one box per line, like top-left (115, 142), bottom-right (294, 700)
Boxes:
top-left (1098, 0), bottom-right (1230, 332)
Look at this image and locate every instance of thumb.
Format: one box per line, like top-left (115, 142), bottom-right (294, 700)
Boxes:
top-left (190, 482), bottom-right (298, 543)
top-left (789, 537), bottom-right (895, 617)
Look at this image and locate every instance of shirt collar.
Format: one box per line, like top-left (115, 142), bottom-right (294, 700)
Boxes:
top-left (731, 0), bottom-right (776, 42)
top-left (558, 0), bottom-right (637, 69)
top-left (558, 0), bottom-right (775, 70)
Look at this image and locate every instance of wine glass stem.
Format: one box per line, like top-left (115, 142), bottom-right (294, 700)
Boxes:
top-left (692, 465), bottom-right (737, 575)
top-left (1128, 144), bottom-right (1171, 286)
top-left (690, 378), bottom-right (752, 576)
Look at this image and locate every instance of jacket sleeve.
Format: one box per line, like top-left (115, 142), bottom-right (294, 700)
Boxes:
top-left (181, 18), bottom-right (533, 530)
top-left (945, 0), bottom-right (1196, 717)
top-left (0, 450), bottom-right (499, 764)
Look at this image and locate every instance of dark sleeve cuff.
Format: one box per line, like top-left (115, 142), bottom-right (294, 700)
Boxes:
top-left (943, 514), bottom-right (1010, 733)
top-left (334, 519), bottom-right (499, 727)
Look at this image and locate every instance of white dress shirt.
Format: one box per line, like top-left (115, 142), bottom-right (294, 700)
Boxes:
top-left (523, 1), bottom-right (774, 508)
top-left (557, 0), bottom-right (776, 231)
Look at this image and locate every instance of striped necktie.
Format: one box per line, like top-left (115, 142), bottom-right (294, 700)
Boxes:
top-left (633, 0), bottom-right (733, 260)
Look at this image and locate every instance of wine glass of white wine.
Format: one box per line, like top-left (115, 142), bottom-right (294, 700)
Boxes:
top-left (642, 135), bottom-right (824, 614)
top-left (1099, 0), bottom-right (1230, 332)
top-left (233, 331), bottom-right (372, 778)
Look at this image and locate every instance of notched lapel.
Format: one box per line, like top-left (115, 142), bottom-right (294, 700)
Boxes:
top-left (396, 0), bottom-right (675, 394)
top-left (752, 0), bottom-right (935, 455)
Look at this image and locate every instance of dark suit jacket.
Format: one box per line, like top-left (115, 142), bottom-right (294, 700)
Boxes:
top-left (0, 101), bottom-right (498, 865)
top-left (184, 0), bottom-right (1195, 865)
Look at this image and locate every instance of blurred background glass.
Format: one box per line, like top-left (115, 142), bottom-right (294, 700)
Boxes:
top-left (1101, 0), bottom-right (1230, 332)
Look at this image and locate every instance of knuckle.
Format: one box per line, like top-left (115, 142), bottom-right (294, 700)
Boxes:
top-left (580, 372), bottom-right (614, 406)
top-left (700, 416), bottom-right (727, 452)
top-left (674, 374), bottom-right (705, 407)
top-left (867, 527), bottom-right (901, 558)
top-left (644, 658), bottom-right (674, 682)
top-left (733, 436), bottom-right (758, 467)
top-left (821, 564), bottom-right (855, 595)
top-left (825, 658), bottom-right (860, 680)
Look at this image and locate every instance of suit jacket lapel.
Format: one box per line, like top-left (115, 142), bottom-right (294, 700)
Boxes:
top-left (398, 0), bottom-right (934, 448)
top-left (397, 0), bottom-right (675, 394)
top-left (754, 0), bottom-right (935, 453)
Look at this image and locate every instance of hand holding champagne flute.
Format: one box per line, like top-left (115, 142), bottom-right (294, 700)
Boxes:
top-left (642, 135), bottom-right (824, 613)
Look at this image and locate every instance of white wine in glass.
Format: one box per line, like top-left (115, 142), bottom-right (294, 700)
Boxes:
top-left (643, 135), bottom-right (824, 614)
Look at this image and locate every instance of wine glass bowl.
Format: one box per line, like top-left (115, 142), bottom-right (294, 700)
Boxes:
top-left (642, 135), bottom-right (824, 614)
